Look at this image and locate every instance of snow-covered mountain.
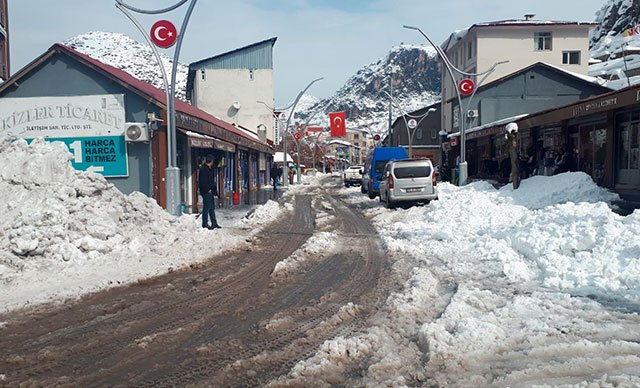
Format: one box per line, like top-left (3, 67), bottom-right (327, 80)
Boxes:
top-left (64, 31), bottom-right (188, 100)
top-left (292, 45), bottom-right (441, 137)
top-left (63, 32), bottom-right (439, 136)
top-left (589, 0), bottom-right (640, 88)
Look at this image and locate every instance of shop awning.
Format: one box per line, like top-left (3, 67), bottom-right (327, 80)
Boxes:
top-left (179, 129), bottom-right (236, 153)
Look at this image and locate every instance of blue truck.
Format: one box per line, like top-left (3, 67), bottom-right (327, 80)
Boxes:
top-left (361, 147), bottom-right (408, 199)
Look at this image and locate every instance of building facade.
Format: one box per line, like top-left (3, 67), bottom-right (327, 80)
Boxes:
top-left (187, 38), bottom-right (277, 144)
top-left (440, 16), bottom-right (597, 134)
top-left (443, 62), bottom-right (610, 179)
top-left (0, 44), bottom-right (275, 213)
top-left (390, 102), bottom-right (442, 164)
top-left (0, 0), bottom-right (9, 81)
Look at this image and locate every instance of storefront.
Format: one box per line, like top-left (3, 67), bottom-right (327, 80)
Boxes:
top-left (0, 43), bottom-right (275, 211)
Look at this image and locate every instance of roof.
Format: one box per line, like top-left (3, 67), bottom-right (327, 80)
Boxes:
top-left (445, 62), bottom-right (612, 104)
top-left (186, 37), bottom-right (277, 94)
top-left (189, 37), bottom-right (277, 68)
top-left (0, 43), bottom-right (270, 150)
top-left (441, 19), bottom-right (597, 52)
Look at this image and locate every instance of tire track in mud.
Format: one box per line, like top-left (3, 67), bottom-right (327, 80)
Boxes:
top-left (0, 181), bottom-right (392, 387)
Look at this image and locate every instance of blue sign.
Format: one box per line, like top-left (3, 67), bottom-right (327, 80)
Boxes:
top-left (33, 136), bottom-right (129, 177)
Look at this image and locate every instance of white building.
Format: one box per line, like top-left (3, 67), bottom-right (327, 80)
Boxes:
top-left (186, 38), bottom-right (277, 143)
top-left (440, 15), bottom-right (597, 134)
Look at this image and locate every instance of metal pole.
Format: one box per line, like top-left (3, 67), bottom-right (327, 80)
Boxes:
top-left (116, 0), bottom-right (197, 216)
top-left (388, 68), bottom-right (393, 146)
top-left (282, 77), bottom-right (323, 187)
top-left (403, 25), bottom-right (507, 185)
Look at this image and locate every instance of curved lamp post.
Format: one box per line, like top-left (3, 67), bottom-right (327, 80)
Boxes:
top-left (403, 24), bottom-right (507, 185)
top-left (115, 0), bottom-right (198, 216)
top-left (383, 89), bottom-right (436, 158)
top-left (282, 77), bottom-right (323, 187)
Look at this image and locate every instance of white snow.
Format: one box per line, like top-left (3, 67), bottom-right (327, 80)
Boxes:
top-left (2, 138), bottom-right (640, 385)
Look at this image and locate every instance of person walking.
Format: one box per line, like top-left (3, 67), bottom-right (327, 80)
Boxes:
top-left (198, 156), bottom-right (220, 229)
top-left (270, 163), bottom-right (281, 191)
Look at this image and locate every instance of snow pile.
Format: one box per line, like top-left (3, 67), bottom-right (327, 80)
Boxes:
top-left (271, 231), bottom-right (338, 279)
top-left (0, 138), bottom-right (273, 312)
top-left (499, 171), bottom-right (619, 209)
top-left (287, 173), bottom-right (640, 386)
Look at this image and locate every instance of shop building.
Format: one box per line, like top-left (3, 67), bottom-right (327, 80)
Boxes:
top-left (445, 62), bottom-right (611, 179)
top-left (390, 102), bottom-right (442, 163)
top-left (0, 43), bottom-right (274, 212)
top-left (454, 83), bottom-right (640, 202)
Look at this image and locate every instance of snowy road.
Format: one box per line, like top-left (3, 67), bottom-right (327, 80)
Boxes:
top-left (0, 180), bottom-right (394, 386)
top-left (1, 138), bottom-right (640, 387)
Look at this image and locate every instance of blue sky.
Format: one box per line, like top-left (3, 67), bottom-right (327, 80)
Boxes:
top-left (8, 0), bottom-right (609, 105)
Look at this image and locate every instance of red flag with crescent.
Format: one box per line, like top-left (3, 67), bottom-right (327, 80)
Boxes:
top-left (329, 111), bottom-right (346, 137)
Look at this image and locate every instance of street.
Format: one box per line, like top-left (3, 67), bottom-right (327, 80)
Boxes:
top-left (0, 176), bottom-right (394, 386)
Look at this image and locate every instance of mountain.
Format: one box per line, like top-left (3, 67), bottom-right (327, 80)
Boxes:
top-left (63, 32), bottom-right (439, 137)
top-left (589, 0), bottom-right (640, 88)
top-left (64, 31), bottom-right (188, 100)
top-left (291, 45), bottom-right (441, 137)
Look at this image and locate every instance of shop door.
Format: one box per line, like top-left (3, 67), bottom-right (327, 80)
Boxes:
top-left (579, 124), bottom-right (607, 185)
top-left (617, 119), bottom-right (640, 186)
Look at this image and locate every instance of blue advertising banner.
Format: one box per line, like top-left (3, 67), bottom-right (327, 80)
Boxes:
top-left (32, 136), bottom-right (129, 177)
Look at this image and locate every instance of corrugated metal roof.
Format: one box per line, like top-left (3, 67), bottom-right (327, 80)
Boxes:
top-left (186, 37), bottom-right (276, 95)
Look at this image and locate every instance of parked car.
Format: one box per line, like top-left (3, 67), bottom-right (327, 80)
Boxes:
top-left (343, 165), bottom-right (364, 187)
top-left (362, 147), bottom-right (408, 199)
top-left (379, 158), bottom-right (438, 209)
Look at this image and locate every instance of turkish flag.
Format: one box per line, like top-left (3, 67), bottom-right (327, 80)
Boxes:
top-left (329, 111), bottom-right (346, 137)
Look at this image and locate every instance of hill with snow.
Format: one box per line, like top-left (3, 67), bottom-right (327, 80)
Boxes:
top-left (292, 45), bottom-right (441, 137)
top-left (64, 31), bottom-right (188, 100)
top-left (589, 0), bottom-right (640, 88)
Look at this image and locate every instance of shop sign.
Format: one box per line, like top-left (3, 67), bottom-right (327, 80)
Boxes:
top-left (450, 136), bottom-right (459, 146)
top-left (31, 136), bottom-right (129, 177)
top-left (572, 97), bottom-right (618, 117)
top-left (0, 94), bottom-right (125, 138)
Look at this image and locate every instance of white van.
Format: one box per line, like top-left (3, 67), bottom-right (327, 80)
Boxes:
top-left (379, 159), bottom-right (438, 208)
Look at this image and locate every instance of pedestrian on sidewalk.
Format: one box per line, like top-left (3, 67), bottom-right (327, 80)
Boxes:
top-left (270, 163), bottom-right (281, 191)
top-left (198, 156), bottom-right (221, 229)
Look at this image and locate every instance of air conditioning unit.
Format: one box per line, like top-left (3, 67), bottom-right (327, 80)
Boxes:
top-left (467, 109), bottom-right (479, 118)
top-left (124, 122), bottom-right (149, 142)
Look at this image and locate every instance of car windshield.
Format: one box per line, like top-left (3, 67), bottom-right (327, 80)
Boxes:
top-left (393, 165), bottom-right (431, 178)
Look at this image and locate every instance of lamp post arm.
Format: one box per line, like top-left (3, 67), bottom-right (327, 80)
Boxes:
top-left (282, 77), bottom-right (323, 186)
top-left (115, 0), bottom-right (189, 14)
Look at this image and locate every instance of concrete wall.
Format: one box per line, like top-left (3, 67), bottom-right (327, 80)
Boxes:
top-left (193, 68), bottom-right (274, 142)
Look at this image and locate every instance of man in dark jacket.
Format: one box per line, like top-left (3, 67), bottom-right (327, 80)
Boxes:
top-left (270, 163), bottom-right (281, 191)
top-left (198, 156), bottom-right (220, 229)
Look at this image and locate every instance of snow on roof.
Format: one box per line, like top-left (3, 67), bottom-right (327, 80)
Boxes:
top-left (274, 152), bottom-right (294, 163)
top-left (328, 139), bottom-right (352, 146)
top-left (447, 113), bottom-right (530, 138)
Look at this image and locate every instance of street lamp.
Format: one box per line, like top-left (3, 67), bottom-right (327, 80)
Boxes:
top-left (282, 77), bottom-right (324, 187)
top-left (403, 24), bottom-right (508, 185)
top-left (115, 0), bottom-right (198, 216)
top-left (383, 89), bottom-right (436, 158)
top-left (387, 64), bottom-right (400, 144)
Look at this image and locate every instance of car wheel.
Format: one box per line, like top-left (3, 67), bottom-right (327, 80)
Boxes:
top-left (368, 191), bottom-right (375, 200)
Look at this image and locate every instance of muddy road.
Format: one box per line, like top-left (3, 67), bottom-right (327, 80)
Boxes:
top-left (0, 178), bottom-right (395, 386)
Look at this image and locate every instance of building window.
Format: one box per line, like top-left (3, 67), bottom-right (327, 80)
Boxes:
top-left (562, 51), bottom-right (581, 65)
top-left (432, 128), bottom-right (438, 139)
top-left (416, 128), bottom-right (423, 140)
top-left (467, 41), bottom-right (473, 60)
top-left (249, 69), bottom-right (255, 81)
top-left (200, 69), bottom-right (205, 81)
top-left (534, 32), bottom-right (552, 51)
